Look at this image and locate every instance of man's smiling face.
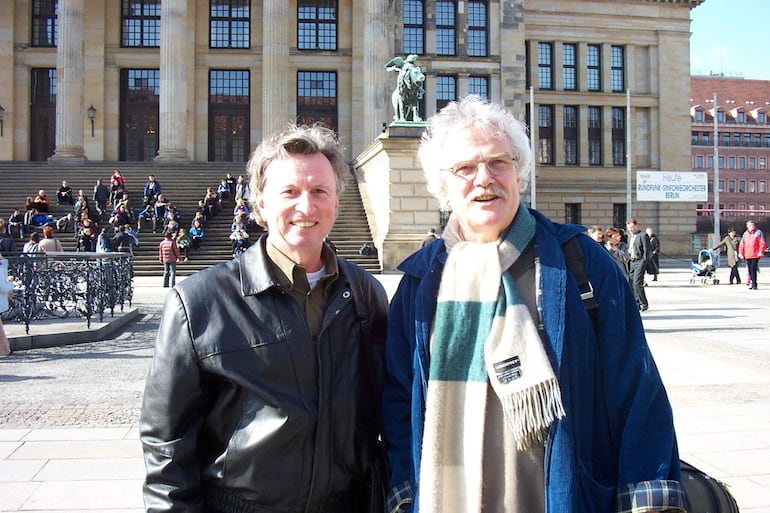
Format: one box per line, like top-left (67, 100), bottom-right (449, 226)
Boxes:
top-left (258, 152), bottom-right (339, 271)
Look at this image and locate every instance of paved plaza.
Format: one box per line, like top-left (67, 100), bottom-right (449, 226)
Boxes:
top-left (0, 258), bottom-right (769, 512)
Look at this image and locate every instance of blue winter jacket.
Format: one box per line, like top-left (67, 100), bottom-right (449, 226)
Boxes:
top-left (382, 209), bottom-right (682, 513)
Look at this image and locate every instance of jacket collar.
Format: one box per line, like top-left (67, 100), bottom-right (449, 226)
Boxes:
top-left (237, 235), bottom-right (341, 297)
top-left (238, 235), bottom-right (284, 296)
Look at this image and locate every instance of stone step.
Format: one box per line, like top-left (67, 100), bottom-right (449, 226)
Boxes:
top-left (1, 162), bottom-right (379, 275)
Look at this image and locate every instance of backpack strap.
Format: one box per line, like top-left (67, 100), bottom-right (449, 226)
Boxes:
top-left (562, 237), bottom-right (599, 331)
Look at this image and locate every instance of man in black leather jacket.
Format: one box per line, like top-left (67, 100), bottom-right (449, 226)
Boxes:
top-left (140, 124), bottom-right (389, 513)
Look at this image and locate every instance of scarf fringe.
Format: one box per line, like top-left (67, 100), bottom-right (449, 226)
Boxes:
top-left (500, 378), bottom-right (566, 450)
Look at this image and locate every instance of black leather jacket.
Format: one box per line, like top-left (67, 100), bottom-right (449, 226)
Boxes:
top-left (140, 238), bottom-right (388, 513)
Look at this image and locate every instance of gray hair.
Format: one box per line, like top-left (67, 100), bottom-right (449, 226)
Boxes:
top-left (418, 96), bottom-right (531, 210)
top-left (246, 123), bottom-right (347, 227)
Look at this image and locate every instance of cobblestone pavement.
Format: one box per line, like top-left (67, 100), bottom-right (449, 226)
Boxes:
top-left (0, 304), bottom-right (161, 428)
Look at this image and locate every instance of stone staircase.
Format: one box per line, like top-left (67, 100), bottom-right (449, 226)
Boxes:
top-left (0, 161), bottom-right (380, 276)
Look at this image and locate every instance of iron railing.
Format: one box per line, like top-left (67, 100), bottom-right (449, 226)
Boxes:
top-left (1, 252), bottom-right (133, 334)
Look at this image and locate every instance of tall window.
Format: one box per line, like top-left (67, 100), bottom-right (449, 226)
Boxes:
top-left (210, 0), bottom-right (250, 49)
top-left (611, 107), bottom-right (625, 166)
top-left (610, 45), bottom-right (625, 92)
top-left (695, 155), bottom-right (704, 168)
top-left (695, 110), bottom-right (703, 122)
top-left (436, 75), bottom-right (457, 112)
top-left (588, 106), bottom-right (602, 165)
top-left (209, 70), bottom-right (250, 161)
top-left (562, 43), bottom-right (577, 90)
top-left (435, 1), bottom-right (456, 56)
top-left (30, 68), bottom-right (57, 161)
top-left (538, 42), bottom-right (553, 90)
top-left (612, 204), bottom-right (627, 230)
top-left (759, 112), bottom-right (766, 124)
top-left (587, 44), bottom-right (601, 91)
top-left (297, 71), bottom-right (338, 131)
top-left (538, 105), bottom-right (554, 165)
top-left (467, 1), bottom-right (488, 57)
top-left (403, 0), bottom-right (424, 54)
top-left (565, 203), bottom-right (581, 224)
top-left (563, 106), bottom-right (578, 165)
top-left (32, 0), bottom-right (58, 47)
top-left (121, 69), bottom-right (160, 161)
top-left (121, 0), bottom-right (160, 47)
top-left (468, 76), bottom-right (489, 99)
top-left (298, 0), bottom-right (337, 51)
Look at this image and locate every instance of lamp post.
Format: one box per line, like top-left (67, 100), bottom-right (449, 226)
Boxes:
top-left (711, 93), bottom-right (720, 243)
top-left (626, 89), bottom-right (632, 220)
top-left (529, 86), bottom-right (536, 209)
top-left (87, 104), bottom-right (96, 138)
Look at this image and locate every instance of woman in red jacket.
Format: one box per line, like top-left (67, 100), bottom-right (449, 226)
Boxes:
top-left (738, 220), bottom-right (767, 290)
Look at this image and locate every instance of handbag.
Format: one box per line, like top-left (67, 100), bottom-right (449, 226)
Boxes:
top-left (680, 460), bottom-right (740, 513)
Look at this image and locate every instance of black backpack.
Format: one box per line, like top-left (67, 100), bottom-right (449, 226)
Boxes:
top-left (563, 237), bottom-right (740, 513)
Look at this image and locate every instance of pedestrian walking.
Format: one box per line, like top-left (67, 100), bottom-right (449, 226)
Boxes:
top-left (711, 227), bottom-right (742, 284)
top-left (627, 218), bottom-right (652, 310)
top-left (646, 227), bottom-right (660, 282)
top-left (738, 220), bottom-right (767, 290)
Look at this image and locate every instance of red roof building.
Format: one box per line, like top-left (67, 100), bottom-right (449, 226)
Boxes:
top-left (690, 75), bottom-right (770, 236)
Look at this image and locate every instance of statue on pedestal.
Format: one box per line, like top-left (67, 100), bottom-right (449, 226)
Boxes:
top-left (385, 54), bottom-right (426, 123)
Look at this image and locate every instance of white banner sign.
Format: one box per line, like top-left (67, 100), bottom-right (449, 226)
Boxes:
top-left (636, 171), bottom-right (708, 202)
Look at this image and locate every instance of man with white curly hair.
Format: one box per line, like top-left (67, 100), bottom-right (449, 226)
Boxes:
top-left (382, 96), bottom-right (685, 513)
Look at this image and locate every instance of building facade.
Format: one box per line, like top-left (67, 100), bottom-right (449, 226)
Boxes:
top-left (690, 75), bottom-right (770, 237)
top-left (0, 0), bottom-right (703, 253)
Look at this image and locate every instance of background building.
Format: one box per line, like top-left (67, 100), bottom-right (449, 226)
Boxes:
top-left (690, 75), bottom-right (770, 238)
top-left (0, 0), bottom-right (703, 254)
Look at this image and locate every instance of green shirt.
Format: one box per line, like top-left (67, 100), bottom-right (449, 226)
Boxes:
top-left (265, 241), bottom-right (339, 339)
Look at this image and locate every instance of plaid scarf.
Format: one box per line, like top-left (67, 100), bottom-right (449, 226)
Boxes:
top-left (419, 206), bottom-right (565, 513)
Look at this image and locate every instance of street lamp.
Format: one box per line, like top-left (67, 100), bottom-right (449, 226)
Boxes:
top-left (706, 93), bottom-right (720, 243)
top-left (87, 104), bottom-right (96, 137)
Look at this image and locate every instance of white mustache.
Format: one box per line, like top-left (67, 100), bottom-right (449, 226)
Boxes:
top-left (471, 185), bottom-right (507, 200)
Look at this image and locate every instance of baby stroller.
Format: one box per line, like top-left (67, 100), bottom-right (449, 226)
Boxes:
top-left (689, 249), bottom-right (720, 285)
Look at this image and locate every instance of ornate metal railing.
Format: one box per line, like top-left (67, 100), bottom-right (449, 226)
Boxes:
top-left (1, 252), bottom-right (133, 334)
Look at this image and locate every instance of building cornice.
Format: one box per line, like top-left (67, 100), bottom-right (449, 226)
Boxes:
top-left (639, 0), bottom-right (705, 7)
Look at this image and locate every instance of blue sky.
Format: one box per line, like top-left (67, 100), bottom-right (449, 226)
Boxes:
top-left (690, 0), bottom-right (770, 80)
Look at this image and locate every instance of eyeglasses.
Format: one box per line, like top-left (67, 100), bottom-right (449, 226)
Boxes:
top-left (442, 154), bottom-right (516, 181)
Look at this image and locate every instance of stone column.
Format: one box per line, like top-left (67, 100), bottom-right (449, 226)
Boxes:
top-left (363, 0), bottom-right (392, 142)
top-left (155, 0), bottom-right (190, 162)
top-left (262, 0), bottom-right (290, 136)
top-left (49, 0), bottom-right (86, 164)
top-left (499, 0), bottom-right (526, 117)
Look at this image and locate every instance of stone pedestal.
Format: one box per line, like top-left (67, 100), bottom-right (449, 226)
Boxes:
top-left (353, 124), bottom-right (439, 271)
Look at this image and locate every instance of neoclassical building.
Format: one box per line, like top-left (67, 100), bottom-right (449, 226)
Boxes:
top-left (0, 0), bottom-right (703, 254)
